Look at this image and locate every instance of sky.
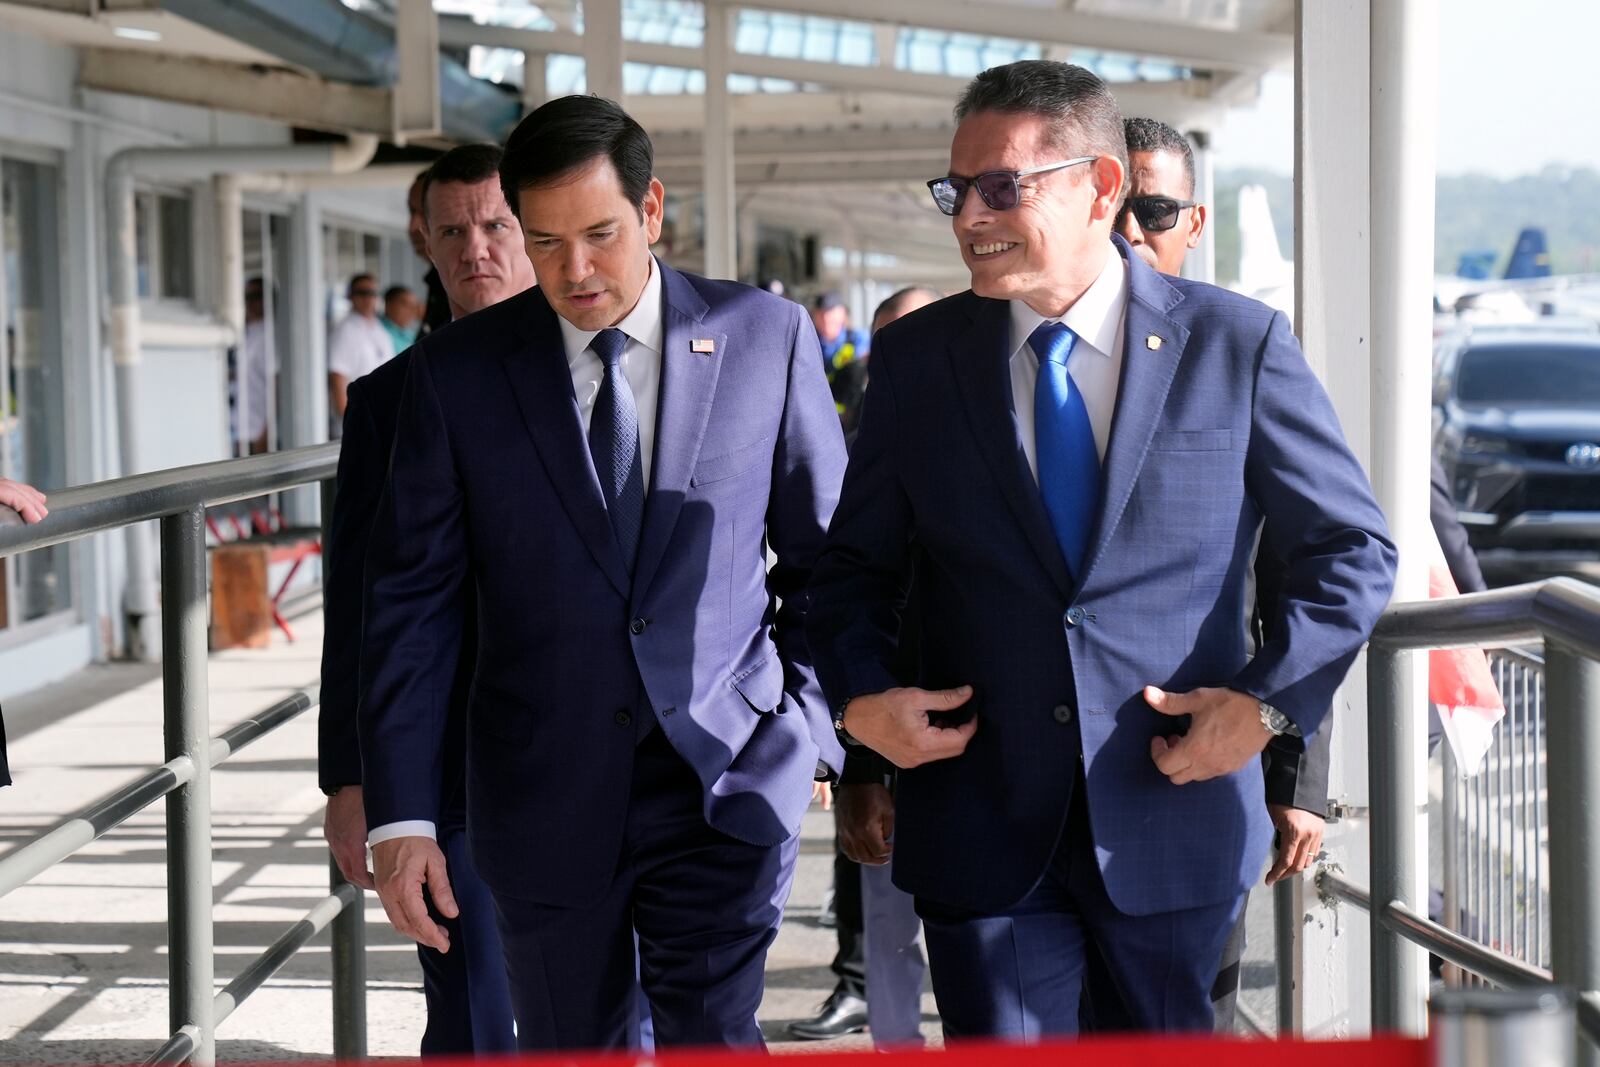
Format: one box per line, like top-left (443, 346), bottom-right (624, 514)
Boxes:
top-left (1209, 0), bottom-right (1600, 179)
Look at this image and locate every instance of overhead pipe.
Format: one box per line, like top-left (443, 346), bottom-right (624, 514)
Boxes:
top-left (105, 134), bottom-right (377, 659)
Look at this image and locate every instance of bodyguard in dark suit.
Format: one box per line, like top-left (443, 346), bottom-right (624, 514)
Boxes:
top-left (357, 96), bottom-right (846, 1052)
top-left (806, 61), bottom-right (1397, 1038)
top-left (320, 144), bottom-right (533, 1055)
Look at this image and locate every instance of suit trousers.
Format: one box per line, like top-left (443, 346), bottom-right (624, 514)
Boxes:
top-left (489, 727), bottom-right (797, 1051)
top-left (861, 851), bottom-right (926, 1046)
top-left (917, 768), bottom-right (1245, 1040)
top-left (418, 824), bottom-right (517, 1055)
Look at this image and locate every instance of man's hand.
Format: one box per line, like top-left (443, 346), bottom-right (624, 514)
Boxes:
top-left (1264, 803), bottom-right (1325, 885)
top-left (836, 782), bottom-right (895, 866)
top-left (372, 835), bottom-right (457, 953)
top-left (842, 686), bottom-right (976, 769)
top-left (323, 787), bottom-right (375, 890)
top-left (0, 478), bottom-right (47, 524)
top-left (1147, 685), bottom-right (1273, 785)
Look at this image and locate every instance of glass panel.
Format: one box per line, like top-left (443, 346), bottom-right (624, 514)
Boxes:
top-left (158, 194), bottom-right (194, 300)
top-left (2, 158), bottom-right (71, 624)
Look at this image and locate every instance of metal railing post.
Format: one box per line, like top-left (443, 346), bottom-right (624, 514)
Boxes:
top-left (161, 505), bottom-right (215, 1066)
top-left (1275, 873), bottom-right (1304, 1034)
top-left (321, 475), bottom-right (368, 1059)
top-left (1369, 643), bottom-right (1427, 1033)
top-left (1545, 641), bottom-right (1600, 1067)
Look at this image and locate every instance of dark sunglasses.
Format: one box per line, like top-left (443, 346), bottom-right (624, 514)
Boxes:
top-left (1118, 195), bottom-right (1197, 234)
top-left (926, 156), bottom-right (1098, 216)
top-left (350, 288), bottom-right (380, 298)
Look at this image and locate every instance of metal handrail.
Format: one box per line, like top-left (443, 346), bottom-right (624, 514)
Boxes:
top-left (0, 450), bottom-right (356, 1065)
top-left (1318, 870), bottom-right (1554, 990)
top-left (0, 443), bottom-right (339, 559)
top-left (1304, 574), bottom-right (1600, 1062)
top-left (1370, 577), bottom-right (1600, 658)
top-left (0, 687), bottom-right (318, 896)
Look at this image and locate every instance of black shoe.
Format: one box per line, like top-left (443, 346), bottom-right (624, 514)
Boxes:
top-left (787, 989), bottom-right (869, 1040)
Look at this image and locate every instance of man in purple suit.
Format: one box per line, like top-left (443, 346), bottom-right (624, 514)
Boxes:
top-left (356, 95), bottom-right (846, 1052)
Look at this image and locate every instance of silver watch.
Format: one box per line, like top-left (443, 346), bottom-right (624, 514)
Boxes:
top-left (1258, 701), bottom-right (1302, 738)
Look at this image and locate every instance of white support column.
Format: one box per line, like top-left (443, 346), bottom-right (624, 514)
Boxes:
top-left (701, 1), bottom-right (737, 280)
top-left (284, 192), bottom-right (328, 526)
top-left (738, 204), bottom-right (759, 282)
top-left (1183, 129), bottom-right (1217, 284)
top-left (1367, 0), bottom-right (1436, 1035)
top-left (213, 175), bottom-right (245, 455)
top-left (1292, 0), bottom-right (1374, 1037)
top-left (520, 51), bottom-right (548, 113)
top-left (584, 0), bottom-right (625, 103)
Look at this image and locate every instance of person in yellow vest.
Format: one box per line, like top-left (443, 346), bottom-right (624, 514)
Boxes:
top-left (810, 291), bottom-right (872, 434)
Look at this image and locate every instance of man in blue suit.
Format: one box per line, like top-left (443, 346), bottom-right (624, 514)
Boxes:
top-left (320, 143), bottom-right (533, 1055)
top-left (357, 95), bottom-right (846, 1051)
top-left (806, 61), bottom-right (1397, 1038)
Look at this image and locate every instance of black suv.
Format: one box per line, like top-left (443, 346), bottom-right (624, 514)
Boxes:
top-left (1433, 322), bottom-right (1600, 556)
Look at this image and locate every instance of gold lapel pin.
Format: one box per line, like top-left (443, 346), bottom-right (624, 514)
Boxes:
top-left (691, 338), bottom-right (716, 354)
top-left (1146, 334), bottom-right (1163, 351)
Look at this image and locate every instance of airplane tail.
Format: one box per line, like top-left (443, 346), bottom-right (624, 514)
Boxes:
top-left (1504, 227), bottom-right (1552, 279)
top-left (1237, 185), bottom-right (1292, 296)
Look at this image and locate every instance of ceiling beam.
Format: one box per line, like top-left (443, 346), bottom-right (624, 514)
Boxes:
top-left (726, 0), bottom-right (1292, 73)
top-left (77, 47), bottom-right (395, 133)
top-left (438, 16), bottom-right (1231, 127)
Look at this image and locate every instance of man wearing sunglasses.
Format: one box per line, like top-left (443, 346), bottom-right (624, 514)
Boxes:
top-left (807, 60), bottom-right (1396, 1040)
top-left (1116, 118), bottom-right (1207, 276)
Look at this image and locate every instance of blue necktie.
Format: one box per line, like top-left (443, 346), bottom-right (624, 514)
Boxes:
top-left (1031, 321), bottom-right (1101, 578)
top-left (588, 328), bottom-right (645, 571)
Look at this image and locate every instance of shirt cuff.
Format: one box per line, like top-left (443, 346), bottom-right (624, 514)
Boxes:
top-left (367, 820), bottom-right (437, 848)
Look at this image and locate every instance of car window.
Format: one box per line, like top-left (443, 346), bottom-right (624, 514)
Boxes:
top-left (1455, 344), bottom-right (1600, 404)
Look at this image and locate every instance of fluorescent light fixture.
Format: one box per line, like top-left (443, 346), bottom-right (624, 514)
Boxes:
top-left (112, 26), bottom-right (164, 42)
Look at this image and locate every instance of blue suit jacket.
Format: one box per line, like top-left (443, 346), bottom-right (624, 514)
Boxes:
top-left (319, 352), bottom-right (472, 827)
top-left (358, 261), bottom-right (847, 906)
top-left (806, 238), bottom-right (1397, 917)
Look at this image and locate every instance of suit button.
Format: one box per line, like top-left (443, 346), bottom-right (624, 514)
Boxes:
top-left (630, 618), bottom-right (647, 635)
top-left (614, 710), bottom-right (632, 727)
top-left (1053, 704), bottom-right (1074, 725)
top-left (1065, 607), bottom-right (1085, 627)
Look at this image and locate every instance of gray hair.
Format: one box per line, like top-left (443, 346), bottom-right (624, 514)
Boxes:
top-left (955, 60), bottom-right (1127, 180)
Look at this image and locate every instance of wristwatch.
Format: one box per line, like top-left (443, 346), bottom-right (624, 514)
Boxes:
top-left (1258, 701), bottom-right (1302, 738)
top-left (831, 700), bottom-right (864, 748)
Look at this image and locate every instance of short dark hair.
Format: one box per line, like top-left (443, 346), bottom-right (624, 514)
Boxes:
top-left (1123, 117), bottom-right (1196, 197)
top-left (383, 285), bottom-right (411, 303)
top-left (872, 287), bottom-right (941, 332)
top-left (348, 273), bottom-right (376, 297)
top-left (420, 143), bottom-right (504, 220)
top-left (499, 95), bottom-right (654, 220)
top-left (954, 60), bottom-right (1127, 179)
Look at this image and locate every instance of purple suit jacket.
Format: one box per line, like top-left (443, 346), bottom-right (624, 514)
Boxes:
top-left (358, 260), bottom-right (846, 905)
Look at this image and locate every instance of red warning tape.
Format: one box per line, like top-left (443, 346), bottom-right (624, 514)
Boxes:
top-left (363, 1035), bottom-right (1427, 1067)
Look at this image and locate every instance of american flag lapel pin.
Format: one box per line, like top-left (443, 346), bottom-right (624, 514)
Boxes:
top-left (691, 338), bottom-right (716, 354)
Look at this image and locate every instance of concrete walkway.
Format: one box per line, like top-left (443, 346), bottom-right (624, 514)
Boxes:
top-left (0, 605), bottom-right (1272, 1062)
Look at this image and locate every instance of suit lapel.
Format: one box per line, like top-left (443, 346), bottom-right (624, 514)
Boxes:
top-left (500, 287), bottom-right (632, 599)
top-left (947, 296), bottom-right (1076, 600)
top-left (1079, 244), bottom-right (1190, 581)
top-left (632, 262), bottom-right (726, 602)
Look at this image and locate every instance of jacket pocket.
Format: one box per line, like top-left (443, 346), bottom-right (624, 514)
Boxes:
top-left (691, 436), bottom-right (770, 487)
top-left (1150, 428), bottom-right (1232, 452)
top-left (730, 651), bottom-right (786, 714)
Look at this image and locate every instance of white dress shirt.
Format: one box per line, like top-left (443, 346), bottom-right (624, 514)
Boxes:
top-left (1008, 247), bottom-right (1128, 480)
top-left (556, 256), bottom-right (664, 488)
top-left (327, 311), bottom-right (395, 383)
top-left (366, 259), bottom-right (665, 850)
